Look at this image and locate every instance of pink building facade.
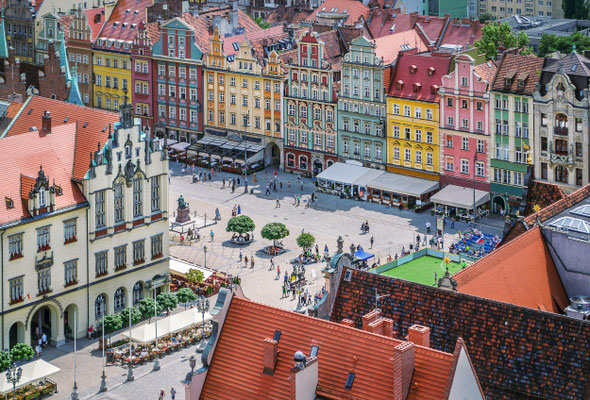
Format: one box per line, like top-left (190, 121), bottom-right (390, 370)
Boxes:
top-left (439, 55), bottom-right (495, 192)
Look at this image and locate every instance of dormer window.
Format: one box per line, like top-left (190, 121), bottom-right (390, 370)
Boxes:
top-left (505, 78), bottom-right (512, 86)
top-left (431, 85), bottom-right (439, 95)
top-left (409, 65), bottom-right (417, 74)
top-left (5, 197), bottom-right (13, 209)
top-left (413, 83), bottom-right (421, 93)
top-left (518, 79), bottom-right (524, 87)
top-left (428, 66), bottom-right (435, 76)
top-left (396, 80), bottom-right (404, 90)
top-left (39, 188), bottom-right (46, 207)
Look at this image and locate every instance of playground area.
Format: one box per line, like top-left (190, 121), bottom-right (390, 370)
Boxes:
top-left (371, 249), bottom-right (465, 286)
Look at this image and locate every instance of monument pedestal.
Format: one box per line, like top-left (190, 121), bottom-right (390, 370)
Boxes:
top-left (176, 207), bottom-right (190, 223)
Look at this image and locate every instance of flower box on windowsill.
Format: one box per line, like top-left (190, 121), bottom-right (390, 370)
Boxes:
top-left (9, 298), bottom-right (23, 305)
top-left (152, 253), bottom-right (163, 260)
top-left (96, 272), bottom-right (108, 278)
top-left (133, 259), bottom-right (145, 266)
top-left (37, 289), bottom-right (52, 297)
top-left (37, 245), bottom-right (51, 253)
top-left (64, 280), bottom-right (78, 288)
top-left (115, 265), bottom-right (127, 272)
top-left (9, 253), bottom-right (23, 261)
top-left (64, 237), bottom-right (77, 245)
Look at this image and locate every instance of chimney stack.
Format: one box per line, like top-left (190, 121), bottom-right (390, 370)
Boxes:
top-left (341, 319), bottom-right (354, 327)
top-left (408, 325), bottom-right (430, 348)
top-left (393, 342), bottom-right (414, 400)
top-left (42, 111), bottom-right (52, 134)
top-left (362, 309), bottom-right (380, 331)
top-left (290, 352), bottom-right (318, 400)
top-left (263, 338), bottom-right (278, 374)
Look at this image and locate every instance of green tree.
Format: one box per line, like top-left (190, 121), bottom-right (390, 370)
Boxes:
top-left (0, 351), bottom-right (11, 372)
top-left (10, 343), bottom-right (34, 365)
top-left (254, 16), bottom-right (271, 29)
top-left (296, 232), bottom-right (315, 252)
top-left (261, 222), bottom-right (290, 247)
top-left (474, 21), bottom-right (529, 60)
top-left (185, 268), bottom-right (205, 285)
top-left (138, 298), bottom-right (163, 322)
top-left (120, 307), bottom-right (142, 327)
top-left (226, 215), bottom-right (255, 238)
top-left (538, 31), bottom-right (590, 56)
top-left (98, 314), bottom-right (123, 344)
top-left (562, 0), bottom-right (588, 19)
top-left (478, 12), bottom-right (494, 23)
top-left (157, 292), bottom-right (179, 313)
top-left (175, 288), bottom-right (198, 309)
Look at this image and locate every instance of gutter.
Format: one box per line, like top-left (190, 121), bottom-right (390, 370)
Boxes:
top-left (85, 207), bottom-right (90, 332)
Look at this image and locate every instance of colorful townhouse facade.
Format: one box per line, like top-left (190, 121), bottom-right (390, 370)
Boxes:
top-left (203, 29), bottom-right (285, 164)
top-left (439, 55), bottom-right (496, 193)
top-left (151, 17), bottom-right (204, 143)
top-left (386, 52), bottom-right (450, 181)
top-left (490, 54), bottom-right (544, 215)
top-left (92, 0), bottom-right (153, 111)
top-left (533, 51), bottom-right (590, 191)
top-left (337, 35), bottom-right (386, 170)
top-left (35, 12), bottom-right (65, 64)
top-left (3, 0), bottom-right (35, 62)
top-left (131, 23), bottom-right (155, 131)
top-left (283, 31), bottom-right (338, 174)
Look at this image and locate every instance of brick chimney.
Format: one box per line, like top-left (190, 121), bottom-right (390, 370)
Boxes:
top-left (368, 317), bottom-right (394, 338)
top-left (408, 325), bottom-right (430, 348)
top-left (263, 338), bottom-right (278, 375)
top-left (341, 319), bottom-right (354, 327)
top-left (409, 11), bottom-right (418, 27)
top-left (393, 342), bottom-right (414, 400)
top-left (290, 352), bottom-right (318, 400)
top-left (362, 309), bottom-right (380, 331)
top-left (42, 111), bottom-right (52, 134)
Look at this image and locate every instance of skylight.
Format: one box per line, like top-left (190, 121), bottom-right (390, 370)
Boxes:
top-left (345, 373), bottom-right (355, 389)
top-left (572, 204), bottom-right (590, 218)
top-left (572, 64), bottom-right (578, 72)
top-left (549, 217), bottom-right (590, 234)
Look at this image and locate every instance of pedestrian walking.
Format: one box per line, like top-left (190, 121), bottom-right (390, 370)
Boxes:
top-left (265, 185), bottom-right (271, 195)
top-left (282, 284), bottom-right (287, 298)
top-left (276, 199), bottom-right (281, 208)
top-left (270, 258), bottom-right (275, 269)
top-left (237, 177), bottom-right (241, 185)
top-left (284, 271), bottom-right (288, 283)
top-left (35, 344), bottom-right (41, 357)
top-left (159, 389), bottom-right (165, 400)
top-left (451, 219), bottom-right (455, 229)
top-left (170, 388), bottom-right (176, 400)
top-left (239, 250), bottom-right (243, 262)
top-left (237, 204), bottom-right (241, 214)
top-left (280, 181), bottom-right (283, 190)
top-left (276, 265), bottom-right (281, 280)
top-left (222, 178), bottom-right (225, 188)
top-left (42, 332), bottom-right (47, 347)
top-left (370, 236), bottom-right (374, 249)
top-left (426, 221), bottom-right (431, 234)
top-left (297, 195), bottom-right (301, 206)
top-left (210, 230), bottom-right (214, 241)
top-left (274, 171), bottom-right (277, 178)
top-left (244, 255), bottom-right (248, 268)
top-left (288, 181), bottom-right (291, 190)
top-left (251, 257), bottom-right (255, 269)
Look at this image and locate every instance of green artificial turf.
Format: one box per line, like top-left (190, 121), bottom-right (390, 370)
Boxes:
top-left (379, 255), bottom-right (463, 286)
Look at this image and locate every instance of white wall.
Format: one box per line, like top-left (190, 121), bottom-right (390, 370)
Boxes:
top-left (448, 347), bottom-right (484, 400)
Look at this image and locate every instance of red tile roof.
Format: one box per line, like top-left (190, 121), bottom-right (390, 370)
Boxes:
top-left (94, 0), bottom-right (153, 53)
top-left (145, 21), bottom-right (161, 45)
top-left (375, 30), bottom-right (427, 65)
top-left (306, 0), bottom-right (370, 26)
top-left (201, 296), bottom-right (460, 400)
top-left (473, 60), bottom-right (497, 86)
top-left (453, 226), bottom-right (569, 313)
top-left (492, 53), bottom-right (545, 96)
top-left (524, 180), bottom-right (567, 216)
top-left (222, 25), bottom-right (285, 57)
top-left (438, 19), bottom-right (482, 48)
top-left (0, 124), bottom-right (87, 225)
top-left (413, 15), bottom-right (447, 46)
top-left (524, 183), bottom-right (590, 226)
top-left (5, 96), bottom-right (118, 181)
top-left (388, 52), bottom-right (451, 102)
top-left (59, 15), bottom-right (73, 41)
top-left (266, 6), bottom-right (312, 25)
top-left (84, 7), bottom-right (107, 42)
top-left (368, 9), bottom-right (413, 39)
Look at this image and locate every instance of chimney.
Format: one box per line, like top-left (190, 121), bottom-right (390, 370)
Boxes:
top-left (212, 14), bottom-right (221, 31)
top-left (263, 338), bottom-right (278, 374)
top-left (409, 11), bottom-right (418, 27)
top-left (368, 317), bottom-right (394, 337)
top-left (408, 325), bottom-right (430, 348)
top-left (42, 111), bottom-right (52, 134)
top-left (290, 352), bottom-right (318, 400)
top-left (229, 8), bottom-right (239, 30)
top-left (341, 319), bottom-right (354, 327)
top-left (362, 309), bottom-right (380, 331)
top-left (393, 342), bottom-right (414, 400)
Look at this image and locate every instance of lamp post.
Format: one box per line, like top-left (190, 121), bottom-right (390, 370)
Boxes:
top-left (153, 288), bottom-right (160, 371)
top-left (71, 309), bottom-right (79, 400)
top-left (196, 296), bottom-right (210, 353)
top-left (243, 142), bottom-right (248, 194)
top-left (98, 295), bottom-right (107, 392)
top-left (5, 363), bottom-right (22, 400)
top-left (203, 246), bottom-right (207, 269)
top-left (186, 355), bottom-right (196, 382)
top-left (127, 291), bottom-right (134, 382)
top-left (293, 263), bottom-right (306, 313)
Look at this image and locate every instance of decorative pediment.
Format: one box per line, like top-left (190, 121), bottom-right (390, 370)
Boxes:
top-left (124, 160), bottom-right (135, 183)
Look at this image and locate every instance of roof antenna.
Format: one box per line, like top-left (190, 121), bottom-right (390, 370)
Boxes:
top-left (374, 288), bottom-right (390, 311)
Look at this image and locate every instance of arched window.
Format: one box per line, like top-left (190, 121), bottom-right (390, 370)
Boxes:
top-left (286, 153), bottom-right (295, 168)
top-left (299, 155), bottom-right (308, 170)
top-left (133, 282), bottom-right (143, 305)
top-left (114, 288), bottom-right (125, 312)
top-left (95, 294), bottom-right (106, 319)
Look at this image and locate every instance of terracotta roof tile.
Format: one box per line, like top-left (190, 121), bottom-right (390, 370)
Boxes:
top-left (374, 30), bottom-right (428, 65)
top-left (306, 0), bottom-right (370, 26)
top-left (388, 52), bottom-right (451, 102)
top-left (84, 7), bottom-right (107, 41)
top-left (201, 296), bottom-right (459, 400)
top-left (453, 226), bottom-right (569, 312)
top-left (492, 53), bottom-right (544, 96)
top-left (474, 60), bottom-right (497, 85)
top-left (524, 182), bottom-right (590, 226)
top-left (368, 9), bottom-right (413, 39)
top-left (524, 180), bottom-right (567, 216)
top-left (0, 124), bottom-right (86, 226)
top-left (438, 19), bottom-right (482, 48)
top-left (94, 0), bottom-right (153, 53)
top-left (222, 25), bottom-right (285, 58)
top-left (5, 96), bottom-right (118, 181)
top-left (266, 6), bottom-right (312, 25)
top-left (413, 15), bottom-right (447, 46)
top-left (331, 268), bottom-right (590, 399)
top-left (145, 21), bottom-right (161, 45)
top-left (59, 15), bottom-right (73, 41)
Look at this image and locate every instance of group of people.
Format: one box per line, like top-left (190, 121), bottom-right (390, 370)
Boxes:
top-left (34, 328), bottom-right (48, 357)
top-left (231, 204), bottom-right (242, 217)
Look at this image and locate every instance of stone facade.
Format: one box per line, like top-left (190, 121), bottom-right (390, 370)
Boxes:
top-left (3, 0), bottom-right (35, 62)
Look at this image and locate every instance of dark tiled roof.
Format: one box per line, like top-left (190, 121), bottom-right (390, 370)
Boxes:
top-left (266, 6), bottom-right (312, 26)
top-left (331, 268), bottom-right (590, 400)
top-left (367, 9), bottom-right (413, 39)
top-left (438, 19), bottom-right (482, 48)
top-left (388, 52), bottom-right (452, 102)
top-left (492, 53), bottom-right (544, 96)
top-left (543, 52), bottom-right (590, 77)
top-left (94, 0), bottom-right (153, 53)
top-left (524, 180), bottom-right (567, 216)
top-left (524, 183), bottom-right (590, 226)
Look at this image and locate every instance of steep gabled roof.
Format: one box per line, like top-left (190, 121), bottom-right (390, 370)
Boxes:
top-left (438, 19), bottom-right (482, 48)
top-left (93, 0), bottom-right (153, 53)
top-left (473, 60), bottom-right (497, 86)
top-left (524, 183), bottom-right (590, 226)
top-left (331, 268), bottom-right (590, 400)
top-left (84, 7), bottom-right (107, 42)
top-left (388, 52), bottom-right (451, 102)
top-left (492, 53), bottom-right (544, 96)
top-left (201, 296), bottom-right (460, 400)
top-left (453, 226), bottom-right (569, 313)
top-left (367, 9), bottom-right (413, 39)
top-left (374, 29), bottom-right (427, 65)
top-left (306, 0), bottom-right (370, 26)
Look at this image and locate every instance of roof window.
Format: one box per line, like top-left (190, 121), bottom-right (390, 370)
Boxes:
top-left (572, 204), bottom-right (590, 217)
top-left (572, 64), bottom-right (578, 72)
top-left (345, 373), bottom-right (355, 389)
top-left (549, 217), bottom-right (590, 234)
top-left (83, 122), bottom-right (89, 128)
top-left (310, 345), bottom-right (319, 358)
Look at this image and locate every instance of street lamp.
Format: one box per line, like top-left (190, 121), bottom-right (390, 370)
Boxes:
top-left (98, 295), bottom-right (107, 392)
top-left (196, 296), bottom-right (210, 353)
top-left (186, 355), bottom-right (197, 382)
top-left (71, 309), bottom-right (79, 400)
top-left (5, 363), bottom-right (22, 400)
top-left (203, 246), bottom-right (207, 269)
top-left (127, 291), bottom-right (134, 382)
top-left (153, 288), bottom-right (160, 371)
top-left (293, 263), bottom-right (306, 313)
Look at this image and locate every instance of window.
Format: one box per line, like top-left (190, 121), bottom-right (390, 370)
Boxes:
top-left (405, 148), bottom-right (411, 161)
top-left (461, 137), bottom-right (469, 151)
top-left (415, 130), bottom-right (422, 142)
top-left (503, 170), bottom-right (511, 184)
top-left (113, 77), bottom-right (119, 89)
top-left (426, 152), bottom-right (433, 166)
top-left (392, 146), bottom-right (400, 160)
top-left (415, 150), bottom-right (422, 164)
top-left (300, 106), bottom-right (307, 118)
top-left (37, 268), bottom-right (51, 294)
top-left (461, 159), bottom-right (469, 174)
top-left (255, 97), bottom-right (260, 108)
top-left (9, 276), bottom-right (23, 303)
top-left (446, 135), bottom-right (453, 148)
top-left (315, 133), bottom-right (322, 146)
top-left (8, 234), bottom-right (23, 259)
top-left (393, 126), bottom-right (400, 138)
top-left (503, 144), bottom-right (510, 161)
top-left (133, 178), bottom-right (143, 218)
top-left (230, 113), bottom-right (236, 125)
top-left (216, 111), bottom-right (222, 123)
top-left (476, 162), bottom-right (485, 177)
top-left (404, 127), bottom-right (411, 140)
top-left (364, 146), bottom-right (371, 158)
top-left (114, 288), bottom-right (125, 312)
top-left (447, 116), bottom-right (454, 126)
top-left (461, 99), bottom-right (468, 109)
top-left (95, 251), bottom-right (108, 277)
top-left (426, 109), bottom-right (433, 120)
top-left (115, 245), bottom-right (127, 270)
top-left (37, 226), bottom-right (50, 251)
top-left (299, 155), bottom-right (308, 170)
top-left (64, 219), bottom-right (76, 242)
top-left (133, 240), bottom-right (145, 264)
top-left (403, 105), bottom-right (411, 117)
top-left (376, 146), bottom-right (382, 159)
top-left (393, 104), bottom-right (400, 115)
top-left (446, 157), bottom-right (454, 171)
top-left (169, 107), bottom-right (176, 120)
top-left (541, 113), bottom-right (547, 126)
top-left (426, 131), bottom-right (433, 144)
top-left (95, 295), bottom-right (106, 319)
top-left (64, 260), bottom-right (77, 286)
top-left (242, 96), bottom-right (248, 107)
top-left (179, 108), bottom-right (187, 121)
top-left (461, 119), bottom-right (469, 129)
top-left (447, 97), bottom-right (453, 107)
top-left (414, 107), bottom-right (422, 119)
top-left (514, 171), bottom-right (523, 186)
top-left (477, 139), bottom-right (484, 153)
top-left (461, 77), bottom-right (468, 86)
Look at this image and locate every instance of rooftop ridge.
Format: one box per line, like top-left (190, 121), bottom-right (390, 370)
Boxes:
top-left (524, 182), bottom-right (590, 225)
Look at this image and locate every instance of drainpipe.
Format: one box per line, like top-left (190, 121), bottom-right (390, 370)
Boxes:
top-left (1, 229), bottom-right (4, 350)
top-left (86, 207), bottom-right (90, 332)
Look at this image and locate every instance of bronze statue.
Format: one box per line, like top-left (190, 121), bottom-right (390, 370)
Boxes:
top-left (177, 195), bottom-right (187, 210)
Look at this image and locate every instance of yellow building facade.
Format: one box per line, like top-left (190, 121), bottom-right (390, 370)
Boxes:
top-left (92, 50), bottom-right (131, 111)
top-left (386, 97), bottom-right (441, 180)
top-left (203, 30), bottom-right (284, 165)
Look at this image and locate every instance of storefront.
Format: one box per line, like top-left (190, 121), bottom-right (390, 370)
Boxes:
top-left (316, 162), bottom-right (384, 200)
top-left (366, 173), bottom-right (439, 208)
top-left (431, 184), bottom-right (490, 220)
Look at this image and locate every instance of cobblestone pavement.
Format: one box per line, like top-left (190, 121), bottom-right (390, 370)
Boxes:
top-left (168, 162), bottom-right (504, 310)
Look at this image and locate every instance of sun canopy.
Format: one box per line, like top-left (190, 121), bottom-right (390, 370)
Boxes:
top-left (0, 360), bottom-right (60, 394)
top-left (122, 307), bottom-right (213, 344)
top-left (355, 249), bottom-right (375, 261)
top-left (367, 173), bottom-right (439, 197)
top-left (169, 257), bottom-right (214, 280)
top-left (430, 184), bottom-right (490, 210)
top-left (169, 142), bottom-right (191, 152)
top-left (316, 162), bottom-right (385, 186)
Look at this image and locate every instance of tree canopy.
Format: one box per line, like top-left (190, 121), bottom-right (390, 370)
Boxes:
top-left (226, 215), bottom-right (255, 235)
top-left (0, 351), bottom-right (11, 372)
top-left (296, 233), bottom-right (315, 250)
top-left (538, 31), bottom-right (590, 57)
top-left (261, 222), bottom-right (290, 245)
top-left (478, 12), bottom-right (494, 23)
top-left (474, 21), bottom-right (529, 60)
top-left (562, 0), bottom-right (588, 19)
top-left (120, 307), bottom-right (142, 326)
top-left (138, 297), bottom-right (163, 322)
top-left (101, 314), bottom-right (123, 334)
top-left (254, 16), bottom-right (271, 29)
top-left (185, 268), bottom-right (205, 285)
top-left (157, 292), bottom-right (179, 313)
top-left (176, 287), bottom-right (198, 308)
top-left (9, 344), bottom-right (33, 364)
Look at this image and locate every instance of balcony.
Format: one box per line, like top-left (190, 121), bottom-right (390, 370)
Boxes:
top-left (554, 126), bottom-right (568, 136)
